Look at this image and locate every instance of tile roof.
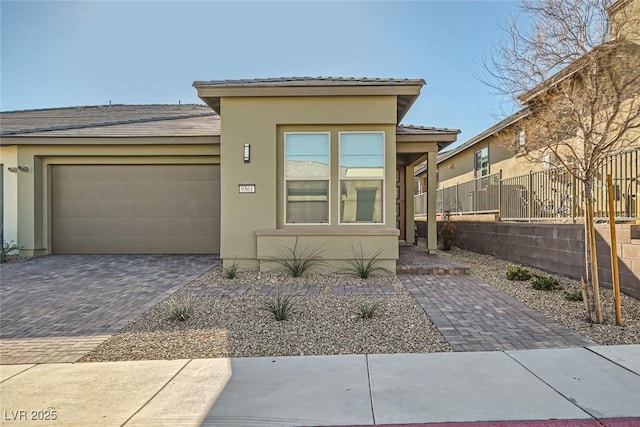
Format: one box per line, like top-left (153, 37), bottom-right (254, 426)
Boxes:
top-left (0, 104), bottom-right (219, 137)
top-left (193, 76), bottom-right (426, 87)
top-left (396, 124), bottom-right (460, 135)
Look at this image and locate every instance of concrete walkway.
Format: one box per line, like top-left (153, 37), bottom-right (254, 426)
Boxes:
top-left (400, 274), bottom-right (594, 352)
top-left (1, 345), bottom-right (638, 427)
top-left (0, 255), bottom-right (219, 364)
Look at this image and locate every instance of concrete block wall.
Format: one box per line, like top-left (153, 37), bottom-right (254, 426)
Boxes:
top-left (437, 220), bottom-right (640, 299)
top-left (594, 224), bottom-right (640, 299)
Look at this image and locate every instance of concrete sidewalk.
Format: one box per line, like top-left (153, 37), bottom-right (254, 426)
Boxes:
top-left (1, 345), bottom-right (639, 427)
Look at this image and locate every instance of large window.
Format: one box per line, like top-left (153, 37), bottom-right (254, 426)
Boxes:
top-left (474, 146), bottom-right (489, 179)
top-left (339, 132), bottom-right (384, 223)
top-left (285, 133), bottom-right (330, 224)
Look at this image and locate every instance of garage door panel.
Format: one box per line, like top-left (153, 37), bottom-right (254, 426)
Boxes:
top-left (52, 164), bottom-right (220, 254)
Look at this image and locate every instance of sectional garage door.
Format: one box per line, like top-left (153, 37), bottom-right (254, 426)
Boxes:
top-left (51, 164), bottom-right (220, 254)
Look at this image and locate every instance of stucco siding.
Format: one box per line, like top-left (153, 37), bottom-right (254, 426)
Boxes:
top-left (219, 95), bottom-right (398, 269)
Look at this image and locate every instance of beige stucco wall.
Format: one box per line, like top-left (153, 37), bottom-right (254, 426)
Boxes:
top-left (0, 138), bottom-right (219, 255)
top-left (0, 145), bottom-right (18, 244)
top-left (438, 134), bottom-right (535, 189)
top-left (218, 95), bottom-right (399, 270)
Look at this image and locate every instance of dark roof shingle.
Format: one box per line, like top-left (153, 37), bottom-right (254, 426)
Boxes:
top-left (0, 104), bottom-right (218, 137)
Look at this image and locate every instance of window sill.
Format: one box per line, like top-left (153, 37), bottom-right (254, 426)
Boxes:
top-left (256, 228), bottom-right (399, 237)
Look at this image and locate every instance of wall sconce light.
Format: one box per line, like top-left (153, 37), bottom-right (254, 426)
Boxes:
top-left (243, 144), bottom-right (251, 163)
top-left (7, 167), bottom-right (18, 173)
top-left (18, 165), bottom-right (30, 172)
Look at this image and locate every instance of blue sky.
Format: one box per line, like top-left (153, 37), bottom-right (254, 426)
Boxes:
top-left (1, 0), bottom-right (521, 150)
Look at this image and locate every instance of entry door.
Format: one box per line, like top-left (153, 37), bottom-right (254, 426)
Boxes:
top-left (396, 166), bottom-right (405, 240)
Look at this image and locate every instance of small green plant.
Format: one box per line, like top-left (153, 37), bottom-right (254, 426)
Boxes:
top-left (1, 240), bottom-right (19, 264)
top-left (341, 245), bottom-right (390, 279)
top-left (167, 294), bottom-right (195, 321)
top-left (564, 290), bottom-right (584, 301)
top-left (357, 302), bottom-right (380, 319)
top-left (270, 237), bottom-right (325, 277)
top-left (505, 264), bottom-right (532, 281)
top-left (261, 294), bottom-right (296, 321)
top-left (531, 274), bottom-right (561, 291)
top-left (438, 210), bottom-right (456, 251)
top-left (223, 261), bottom-right (240, 279)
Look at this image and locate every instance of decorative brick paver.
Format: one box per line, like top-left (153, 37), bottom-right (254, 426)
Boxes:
top-left (400, 274), bottom-right (594, 351)
top-left (331, 283), bottom-right (396, 295)
top-left (397, 244), bottom-right (470, 275)
top-left (258, 284), bottom-right (321, 296)
top-left (0, 255), bottom-right (219, 363)
top-left (189, 284), bottom-right (250, 297)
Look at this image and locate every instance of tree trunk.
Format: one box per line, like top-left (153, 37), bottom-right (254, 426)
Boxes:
top-left (584, 179), bottom-right (603, 323)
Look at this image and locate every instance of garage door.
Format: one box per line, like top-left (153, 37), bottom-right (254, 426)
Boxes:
top-left (51, 164), bottom-right (220, 254)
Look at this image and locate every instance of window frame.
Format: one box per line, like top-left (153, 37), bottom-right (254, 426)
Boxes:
top-left (474, 146), bottom-right (489, 179)
top-left (338, 131), bottom-right (385, 225)
top-left (284, 131), bottom-right (331, 225)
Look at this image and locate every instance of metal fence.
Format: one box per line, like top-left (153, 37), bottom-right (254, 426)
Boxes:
top-left (416, 148), bottom-right (639, 222)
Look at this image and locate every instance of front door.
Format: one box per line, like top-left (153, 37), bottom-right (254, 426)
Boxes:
top-left (396, 166), bottom-right (405, 240)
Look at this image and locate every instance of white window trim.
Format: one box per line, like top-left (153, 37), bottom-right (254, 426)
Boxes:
top-left (284, 131), bottom-right (331, 225)
top-left (338, 131), bottom-right (385, 225)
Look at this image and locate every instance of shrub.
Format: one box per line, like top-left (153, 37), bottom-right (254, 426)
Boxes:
top-left (564, 290), bottom-right (583, 301)
top-left (531, 274), bottom-right (561, 291)
top-left (270, 237), bottom-right (325, 277)
top-left (261, 294), bottom-right (296, 321)
top-left (167, 294), bottom-right (194, 322)
top-left (357, 302), bottom-right (380, 319)
top-left (1, 240), bottom-right (19, 264)
top-left (438, 210), bottom-right (456, 251)
top-left (341, 245), bottom-right (390, 279)
top-left (223, 261), bottom-right (240, 279)
top-left (506, 264), bottom-right (532, 281)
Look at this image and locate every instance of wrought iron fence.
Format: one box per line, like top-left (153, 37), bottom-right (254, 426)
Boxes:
top-left (417, 148), bottom-right (640, 222)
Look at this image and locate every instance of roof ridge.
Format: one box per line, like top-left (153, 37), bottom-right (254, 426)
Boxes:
top-left (194, 76), bottom-right (425, 86)
top-left (0, 103), bottom-right (208, 114)
top-left (0, 111), bottom-right (216, 136)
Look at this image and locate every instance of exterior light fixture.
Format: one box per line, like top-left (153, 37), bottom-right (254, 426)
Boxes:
top-left (18, 165), bottom-right (30, 172)
top-left (243, 144), bottom-right (251, 163)
top-left (7, 167), bottom-right (18, 173)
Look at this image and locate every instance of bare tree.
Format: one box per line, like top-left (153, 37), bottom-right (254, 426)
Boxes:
top-left (486, 0), bottom-right (640, 323)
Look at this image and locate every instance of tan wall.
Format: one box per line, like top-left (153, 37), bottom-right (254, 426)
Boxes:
top-left (0, 145), bottom-right (18, 244)
top-left (610, 0), bottom-right (640, 43)
top-left (255, 229), bottom-right (398, 273)
top-left (219, 95), bottom-right (398, 270)
top-left (438, 128), bottom-right (542, 189)
top-left (0, 139), bottom-right (219, 255)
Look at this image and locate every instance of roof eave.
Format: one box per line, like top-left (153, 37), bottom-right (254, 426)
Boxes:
top-left (193, 79), bottom-right (425, 123)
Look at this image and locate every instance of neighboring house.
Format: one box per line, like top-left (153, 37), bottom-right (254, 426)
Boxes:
top-left (0, 77), bottom-right (459, 271)
top-left (436, 108), bottom-right (533, 190)
top-left (420, 0), bottom-right (640, 221)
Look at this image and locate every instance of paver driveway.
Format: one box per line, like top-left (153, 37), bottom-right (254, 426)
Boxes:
top-left (0, 255), bottom-right (219, 363)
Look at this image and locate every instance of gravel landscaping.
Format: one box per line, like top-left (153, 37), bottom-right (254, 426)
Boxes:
top-left (439, 247), bottom-right (640, 346)
top-left (81, 269), bottom-right (451, 362)
top-left (81, 247), bottom-right (639, 362)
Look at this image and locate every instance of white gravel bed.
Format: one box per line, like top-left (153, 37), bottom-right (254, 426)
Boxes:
top-left (439, 247), bottom-right (640, 346)
top-left (82, 268), bottom-right (451, 361)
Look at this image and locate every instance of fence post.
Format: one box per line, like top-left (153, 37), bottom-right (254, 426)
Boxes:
top-left (572, 175), bottom-right (578, 224)
top-left (528, 170), bottom-right (534, 223)
top-left (455, 182), bottom-right (459, 213)
top-left (474, 177), bottom-right (477, 214)
top-left (497, 170), bottom-right (502, 220)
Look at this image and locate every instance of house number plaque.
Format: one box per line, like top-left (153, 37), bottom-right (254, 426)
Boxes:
top-left (238, 184), bottom-right (256, 194)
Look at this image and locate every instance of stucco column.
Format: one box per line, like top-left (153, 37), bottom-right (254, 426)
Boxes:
top-left (405, 164), bottom-right (415, 244)
top-left (427, 151), bottom-right (437, 253)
